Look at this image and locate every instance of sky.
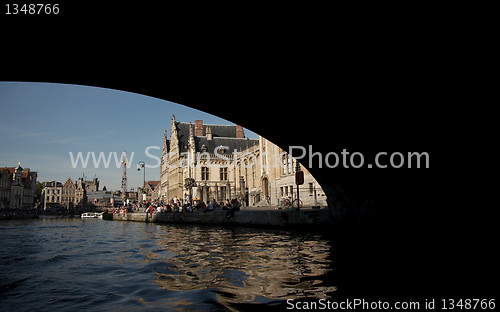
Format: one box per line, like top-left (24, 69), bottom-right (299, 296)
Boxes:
top-left (0, 82), bottom-right (258, 191)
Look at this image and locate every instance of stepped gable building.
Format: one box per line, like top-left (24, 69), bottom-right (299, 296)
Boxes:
top-left (160, 115), bottom-right (259, 202)
top-left (142, 180), bottom-right (160, 202)
top-left (41, 176), bottom-right (99, 210)
top-left (0, 163), bottom-right (37, 210)
top-left (62, 178), bottom-right (76, 208)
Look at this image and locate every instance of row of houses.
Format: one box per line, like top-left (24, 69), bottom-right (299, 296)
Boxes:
top-left (41, 177), bottom-right (99, 210)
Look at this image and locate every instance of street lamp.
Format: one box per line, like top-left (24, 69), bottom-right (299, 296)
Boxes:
top-left (137, 161), bottom-right (145, 202)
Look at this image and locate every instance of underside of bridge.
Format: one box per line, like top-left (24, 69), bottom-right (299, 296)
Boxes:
top-left (113, 83), bottom-right (493, 298)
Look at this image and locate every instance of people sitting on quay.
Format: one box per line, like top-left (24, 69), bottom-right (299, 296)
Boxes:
top-left (226, 199), bottom-right (241, 220)
top-left (132, 197), bottom-right (247, 217)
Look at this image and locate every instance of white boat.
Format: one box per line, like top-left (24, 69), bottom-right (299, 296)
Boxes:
top-left (81, 212), bottom-right (103, 219)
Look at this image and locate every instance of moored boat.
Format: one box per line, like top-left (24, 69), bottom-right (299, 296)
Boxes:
top-left (81, 212), bottom-right (103, 219)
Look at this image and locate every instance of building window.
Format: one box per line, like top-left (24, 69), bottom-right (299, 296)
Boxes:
top-left (220, 167), bottom-right (228, 181)
top-left (280, 187), bottom-right (284, 197)
top-left (201, 167), bottom-right (209, 181)
top-left (284, 186), bottom-right (288, 196)
top-left (309, 183), bottom-right (314, 193)
top-left (282, 154), bottom-right (287, 175)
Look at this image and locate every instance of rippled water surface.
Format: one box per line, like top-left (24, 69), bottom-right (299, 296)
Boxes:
top-left (0, 218), bottom-right (336, 311)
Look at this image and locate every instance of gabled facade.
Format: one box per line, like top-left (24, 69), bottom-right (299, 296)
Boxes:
top-left (0, 163), bottom-right (37, 210)
top-left (62, 177), bottom-right (76, 208)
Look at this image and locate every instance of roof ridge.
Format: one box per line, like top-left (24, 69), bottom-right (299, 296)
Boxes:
top-left (178, 121), bottom-right (237, 127)
top-left (197, 136), bottom-right (258, 140)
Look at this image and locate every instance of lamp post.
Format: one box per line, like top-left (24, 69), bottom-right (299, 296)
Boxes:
top-left (295, 162), bottom-right (304, 210)
top-left (137, 161), bottom-right (145, 203)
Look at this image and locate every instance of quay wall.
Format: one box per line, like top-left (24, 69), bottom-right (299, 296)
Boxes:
top-left (110, 208), bottom-right (333, 228)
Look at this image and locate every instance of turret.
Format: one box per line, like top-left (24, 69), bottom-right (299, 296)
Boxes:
top-left (206, 126), bottom-right (213, 140)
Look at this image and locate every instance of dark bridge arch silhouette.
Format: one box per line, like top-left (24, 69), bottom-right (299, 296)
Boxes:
top-left (2, 78), bottom-right (492, 298)
top-left (1, 2), bottom-right (493, 303)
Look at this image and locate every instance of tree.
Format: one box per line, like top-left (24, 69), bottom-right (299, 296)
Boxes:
top-left (35, 181), bottom-right (44, 201)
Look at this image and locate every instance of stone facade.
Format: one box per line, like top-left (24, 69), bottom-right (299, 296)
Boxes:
top-left (160, 116), bottom-right (259, 203)
top-left (256, 137), bottom-right (327, 207)
top-left (0, 163), bottom-right (37, 210)
top-left (75, 178), bottom-right (86, 205)
top-left (42, 176), bottom-right (99, 210)
top-left (42, 181), bottom-right (63, 210)
top-left (84, 177), bottom-right (99, 193)
top-left (160, 117), bottom-right (327, 207)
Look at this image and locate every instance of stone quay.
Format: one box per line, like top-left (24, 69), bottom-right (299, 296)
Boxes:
top-left (109, 207), bottom-right (333, 229)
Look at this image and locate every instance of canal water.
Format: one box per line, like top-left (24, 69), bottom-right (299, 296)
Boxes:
top-left (0, 218), bottom-right (336, 311)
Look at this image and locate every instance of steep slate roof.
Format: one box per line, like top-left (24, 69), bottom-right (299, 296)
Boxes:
top-left (202, 124), bottom-right (237, 138)
top-left (172, 122), bottom-right (258, 154)
top-left (147, 181), bottom-right (160, 190)
top-left (195, 137), bottom-right (258, 154)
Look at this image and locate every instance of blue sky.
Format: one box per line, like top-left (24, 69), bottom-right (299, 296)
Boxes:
top-left (0, 82), bottom-right (258, 191)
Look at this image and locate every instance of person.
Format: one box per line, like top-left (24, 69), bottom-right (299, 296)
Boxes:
top-left (226, 199), bottom-right (237, 219)
top-left (199, 201), bottom-right (207, 212)
top-left (148, 205), bottom-right (153, 218)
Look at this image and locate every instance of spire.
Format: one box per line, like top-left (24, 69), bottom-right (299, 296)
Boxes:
top-left (162, 128), bottom-right (168, 152)
top-left (121, 150), bottom-right (127, 196)
top-left (171, 114), bottom-right (178, 136)
top-left (188, 122), bottom-right (196, 149)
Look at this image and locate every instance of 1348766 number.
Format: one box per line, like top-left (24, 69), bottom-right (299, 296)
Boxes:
top-left (5, 3), bottom-right (60, 15)
top-left (441, 299), bottom-right (496, 310)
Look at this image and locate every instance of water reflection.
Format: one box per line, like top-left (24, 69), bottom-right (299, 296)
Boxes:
top-left (148, 225), bottom-right (336, 305)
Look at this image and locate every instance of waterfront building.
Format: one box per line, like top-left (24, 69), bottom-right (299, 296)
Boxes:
top-left (142, 181), bottom-right (160, 202)
top-left (87, 190), bottom-right (123, 210)
top-left (42, 181), bottom-right (63, 210)
top-left (258, 137), bottom-right (327, 207)
top-left (41, 176), bottom-right (100, 210)
top-left (159, 117), bottom-right (326, 207)
top-left (75, 177), bottom-right (86, 205)
top-left (0, 163), bottom-right (37, 210)
top-left (61, 177), bottom-right (76, 208)
top-left (160, 116), bottom-right (259, 203)
top-left (84, 176), bottom-right (99, 193)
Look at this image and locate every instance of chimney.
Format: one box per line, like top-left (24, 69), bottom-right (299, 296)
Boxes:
top-left (236, 125), bottom-right (244, 138)
top-left (195, 120), bottom-right (204, 136)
